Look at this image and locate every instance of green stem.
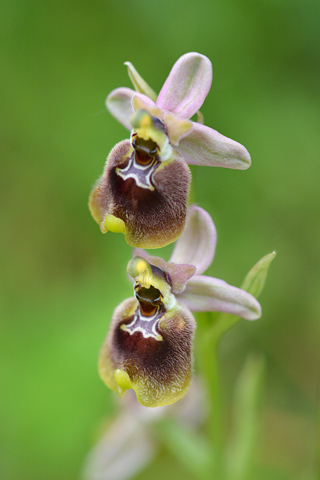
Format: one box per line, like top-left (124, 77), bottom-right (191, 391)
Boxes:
top-left (196, 313), bottom-right (223, 475)
top-left (204, 337), bottom-right (222, 454)
top-left (314, 399), bottom-right (320, 480)
top-left (196, 312), bottom-right (242, 477)
top-left (194, 252), bottom-right (275, 478)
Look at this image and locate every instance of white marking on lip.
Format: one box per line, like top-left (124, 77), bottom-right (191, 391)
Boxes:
top-left (116, 156), bottom-right (158, 190)
top-left (121, 310), bottom-right (163, 341)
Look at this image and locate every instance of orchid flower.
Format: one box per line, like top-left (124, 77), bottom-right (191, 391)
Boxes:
top-left (98, 206), bottom-right (261, 408)
top-left (89, 53), bottom-right (251, 248)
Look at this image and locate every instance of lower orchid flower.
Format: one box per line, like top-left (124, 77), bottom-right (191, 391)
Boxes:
top-left (89, 52), bottom-right (251, 248)
top-left (98, 206), bottom-right (261, 408)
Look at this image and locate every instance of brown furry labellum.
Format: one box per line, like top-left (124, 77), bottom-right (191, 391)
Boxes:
top-left (89, 139), bottom-right (191, 248)
top-left (98, 296), bottom-right (196, 408)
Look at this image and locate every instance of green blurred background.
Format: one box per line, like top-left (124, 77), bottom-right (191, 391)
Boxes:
top-left (1, 0), bottom-right (320, 478)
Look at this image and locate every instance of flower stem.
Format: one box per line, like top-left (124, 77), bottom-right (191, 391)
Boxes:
top-left (194, 253), bottom-right (275, 477)
top-left (196, 312), bottom-right (225, 476)
top-left (196, 311), bottom-right (243, 477)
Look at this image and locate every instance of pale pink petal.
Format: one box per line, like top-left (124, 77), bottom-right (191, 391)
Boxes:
top-left (106, 88), bottom-right (156, 131)
top-left (165, 262), bottom-right (196, 294)
top-left (170, 205), bottom-right (216, 275)
top-left (157, 53), bottom-right (212, 119)
top-left (176, 123), bottom-right (251, 169)
top-left (177, 275), bottom-right (261, 320)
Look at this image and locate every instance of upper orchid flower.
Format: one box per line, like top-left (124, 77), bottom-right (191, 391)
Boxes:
top-left (89, 53), bottom-right (251, 249)
top-left (107, 52), bottom-right (251, 169)
top-left (98, 206), bottom-right (261, 408)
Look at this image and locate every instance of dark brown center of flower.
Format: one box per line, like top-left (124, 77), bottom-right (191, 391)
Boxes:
top-left (132, 134), bottom-right (158, 166)
top-left (135, 285), bottom-right (162, 317)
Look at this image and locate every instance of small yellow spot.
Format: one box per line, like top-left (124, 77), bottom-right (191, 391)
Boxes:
top-left (136, 259), bottom-right (148, 273)
top-left (127, 256), bottom-right (152, 281)
top-left (140, 112), bottom-right (152, 128)
top-left (104, 215), bottom-right (126, 234)
top-left (154, 333), bottom-right (163, 341)
top-left (131, 110), bottom-right (152, 129)
top-left (114, 369), bottom-right (133, 391)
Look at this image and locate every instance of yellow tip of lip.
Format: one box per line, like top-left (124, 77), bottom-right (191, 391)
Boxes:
top-left (114, 369), bottom-right (133, 392)
top-left (104, 215), bottom-right (126, 234)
